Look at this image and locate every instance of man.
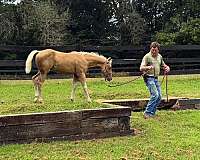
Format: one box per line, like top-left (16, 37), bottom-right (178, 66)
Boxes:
top-left (140, 42), bottom-right (170, 119)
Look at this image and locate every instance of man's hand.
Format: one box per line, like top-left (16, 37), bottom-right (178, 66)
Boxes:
top-left (140, 65), bottom-right (154, 72)
top-left (163, 65), bottom-right (170, 73)
top-left (146, 65), bottom-right (154, 70)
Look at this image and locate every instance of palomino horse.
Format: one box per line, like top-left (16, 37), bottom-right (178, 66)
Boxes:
top-left (25, 49), bottom-right (112, 103)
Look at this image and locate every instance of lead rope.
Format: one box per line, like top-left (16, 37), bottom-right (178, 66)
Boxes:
top-left (160, 72), bottom-right (169, 102)
top-left (107, 68), bottom-right (152, 88)
top-left (166, 72), bottom-right (169, 102)
top-left (107, 72), bottom-right (146, 87)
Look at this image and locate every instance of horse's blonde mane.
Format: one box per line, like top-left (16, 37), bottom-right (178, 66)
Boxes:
top-left (70, 51), bottom-right (106, 59)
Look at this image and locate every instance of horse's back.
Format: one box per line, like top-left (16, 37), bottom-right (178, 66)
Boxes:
top-left (36, 49), bottom-right (55, 57)
top-left (54, 51), bottom-right (88, 73)
top-left (35, 49), bottom-right (88, 73)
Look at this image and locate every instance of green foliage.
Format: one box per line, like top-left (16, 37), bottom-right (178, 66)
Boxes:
top-left (155, 32), bottom-right (176, 45)
top-left (133, 0), bottom-right (200, 44)
top-left (0, 2), bottom-right (18, 44)
top-left (35, 1), bottom-right (71, 45)
top-left (0, 14), bottom-right (17, 44)
top-left (175, 18), bottom-right (200, 44)
top-left (0, 0), bottom-right (200, 46)
top-left (132, 0), bottom-right (178, 34)
top-left (68, 0), bottom-right (114, 45)
top-left (16, 0), bottom-right (39, 45)
top-left (16, 0), bottom-right (71, 45)
top-left (155, 18), bottom-right (200, 45)
top-left (110, 0), bottom-right (145, 45)
top-left (128, 14), bottom-right (145, 45)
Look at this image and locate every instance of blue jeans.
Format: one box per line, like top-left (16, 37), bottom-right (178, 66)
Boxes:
top-left (144, 77), bottom-right (162, 116)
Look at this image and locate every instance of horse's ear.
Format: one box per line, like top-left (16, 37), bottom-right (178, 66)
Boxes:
top-left (107, 57), bottom-right (112, 64)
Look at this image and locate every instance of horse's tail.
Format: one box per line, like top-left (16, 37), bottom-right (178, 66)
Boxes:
top-left (25, 50), bottom-right (39, 74)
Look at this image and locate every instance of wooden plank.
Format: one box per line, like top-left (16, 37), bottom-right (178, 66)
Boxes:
top-left (0, 45), bottom-right (78, 53)
top-left (165, 58), bottom-right (200, 63)
top-left (81, 117), bottom-right (130, 134)
top-left (171, 98), bottom-right (200, 110)
top-left (82, 107), bottom-right (131, 119)
top-left (0, 107), bottom-right (132, 144)
top-left (81, 117), bottom-right (120, 134)
top-left (170, 64), bottom-right (200, 68)
top-left (168, 69), bottom-right (200, 75)
top-left (102, 98), bottom-right (200, 111)
top-left (177, 98), bottom-right (200, 105)
top-left (195, 104), bottom-right (200, 109)
top-left (0, 60), bottom-right (25, 67)
top-left (0, 111), bottom-right (82, 126)
top-left (0, 70), bottom-right (27, 73)
top-left (0, 58), bottom-right (199, 75)
top-left (0, 121), bottom-right (82, 142)
top-left (162, 45), bottom-right (200, 51)
top-left (0, 45), bottom-right (200, 53)
top-left (0, 130), bottom-right (134, 145)
top-left (113, 59), bottom-right (141, 65)
top-left (118, 117), bottom-right (130, 131)
top-left (101, 98), bottom-right (178, 111)
top-left (112, 67), bottom-right (138, 72)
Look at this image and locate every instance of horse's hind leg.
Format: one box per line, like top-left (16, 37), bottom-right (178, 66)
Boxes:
top-left (32, 72), bottom-right (40, 102)
top-left (32, 71), bottom-right (46, 103)
top-left (70, 74), bottom-right (79, 102)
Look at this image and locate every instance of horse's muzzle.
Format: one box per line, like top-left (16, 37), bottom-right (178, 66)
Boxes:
top-left (105, 77), bottom-right (112, 81)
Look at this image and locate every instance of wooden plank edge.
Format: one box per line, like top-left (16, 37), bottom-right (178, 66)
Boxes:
top-left (0, 129), bottom-right (135, 145)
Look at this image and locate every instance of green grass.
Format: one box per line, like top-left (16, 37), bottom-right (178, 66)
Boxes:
top-left (0, 74), bottom-right (200, 159)
top-left (0, 74), bottom-right (199, 115)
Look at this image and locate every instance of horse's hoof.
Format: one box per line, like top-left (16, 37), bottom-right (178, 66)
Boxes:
top-left (38, 98), bottom-right (43, 103)
top-left (87, 99), bottom-right (92, 103)
top-left (34, 97), bottom-right (38, 103)
top-left (34, 97), bottom-right (43, 103)
top-left (1, 100), bottom-right (5, 104)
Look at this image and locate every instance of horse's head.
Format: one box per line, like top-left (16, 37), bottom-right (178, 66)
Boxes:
top-left (102, 57), bottom-right (112, 81)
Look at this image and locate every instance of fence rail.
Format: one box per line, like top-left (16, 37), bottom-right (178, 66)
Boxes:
top-left (0, 58), bottom-right (199, 79)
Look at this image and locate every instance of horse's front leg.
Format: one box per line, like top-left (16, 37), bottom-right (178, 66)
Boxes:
top-left (79, 73), bottom-right (91, 103)
top-left (81, 81), bottom-right (91, 102)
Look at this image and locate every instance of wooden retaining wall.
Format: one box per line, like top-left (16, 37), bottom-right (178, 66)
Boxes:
top-left (171, 98), bottom-right (200, 110)
top-left (100, 98), bottom-right (200, 111)
top-left (0, 107), bottom-right (132, 145)
top-left (100, 98), bottom-right (179, 111)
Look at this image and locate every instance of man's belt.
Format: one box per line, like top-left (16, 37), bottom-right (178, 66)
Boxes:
top-left (144, 75), bottom-right (158, 79)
